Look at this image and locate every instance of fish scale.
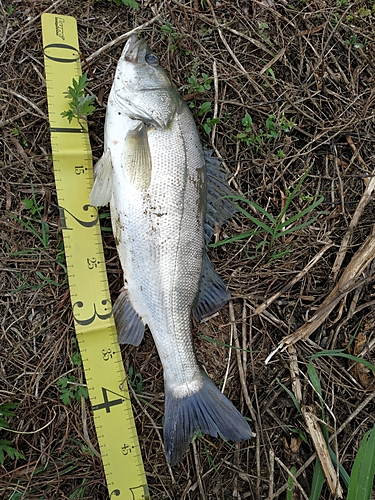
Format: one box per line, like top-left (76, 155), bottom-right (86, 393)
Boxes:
top-left (90, 34), bottom-right (252, 466)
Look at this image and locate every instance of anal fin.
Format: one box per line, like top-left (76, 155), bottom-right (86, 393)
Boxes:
top-left (193, 252), bottom-right (231, 322)
top-left (113, 290), bottom-right (145, 346)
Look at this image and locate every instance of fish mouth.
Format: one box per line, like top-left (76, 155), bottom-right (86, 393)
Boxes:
top-left (123, 34), bottom-right (145, 63)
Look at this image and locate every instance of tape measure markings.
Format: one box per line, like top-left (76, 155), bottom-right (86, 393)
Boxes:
top-left (42, 13), bottom-right (149, 500)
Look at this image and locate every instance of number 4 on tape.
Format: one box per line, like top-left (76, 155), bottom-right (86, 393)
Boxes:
top-left (41, 13), bottom-right (150, 500)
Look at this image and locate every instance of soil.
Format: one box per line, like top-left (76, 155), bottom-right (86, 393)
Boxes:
top-left (1, 0), bottom-right (375, 499)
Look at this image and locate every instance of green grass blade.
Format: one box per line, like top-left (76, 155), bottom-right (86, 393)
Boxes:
top-left (328, 444), bottom-right (350, 488)
top-left (225, 195), bottom-right (277, 224)
top-left (287, 466), bottom-right (297, 500)
top-left (232, 203), bottom-right (274, 234)
top-left (276, 378), bottom-right (301, 414)
top-left (275, 215), bottom-right (323, 238)
top-left (278, 196), bottom-right (325, 229)
top-left (309, 458), bottom-right (325, 500)
top-left (209, 228), bottom-right (264, 248)
top-left (278, 167), bottom-right (312, 221)
top-left (311, 352), bottom-right (375, 375)
top-left (307, 361), bottom-right (326, 421)
top-left (8, 214), bottom-right (48, 248)
top-left (347, 426), bottom-right (375, 500)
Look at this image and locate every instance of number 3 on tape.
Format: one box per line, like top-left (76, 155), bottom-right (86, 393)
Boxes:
top-left (41, 13), bottom-right (150, 500)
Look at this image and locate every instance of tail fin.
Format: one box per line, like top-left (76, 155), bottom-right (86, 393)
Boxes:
top-left (164, 369), bottom-right (252, 465)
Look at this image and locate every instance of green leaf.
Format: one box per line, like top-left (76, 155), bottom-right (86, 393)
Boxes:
top-left (279, 168), bottom-right (312, 221)
top-left (75, 386), bottom-right (89, 401)
top-left (60, 389), bottom-right (74, 405)
top-left (71, 351), bottom-right (82, 367)
top-left (328, 444), bottom-right (350, 487)
top-left (122, 0), bottom-right (139, 9)
top-left (57, 376), bottom-right (70, 389)
top-left (0, 402), bottom-right (19, 419)
top-left (0, 440), bottom-right (25, 464)
top-left (203, 123), bottom-right (211, 134)
top-left (242, 113), bottom-right (252, 129)
top-left (198, 101), bottom-right (211, 116)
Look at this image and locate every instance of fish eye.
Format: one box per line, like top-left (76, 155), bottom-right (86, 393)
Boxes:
top-left (146, 53), bottom-right (159, 66)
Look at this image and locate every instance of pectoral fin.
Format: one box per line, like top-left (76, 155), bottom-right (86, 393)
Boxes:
top-left (123, 123), bottom-right (152, 191)
top-left (90, 149), bottom-right (113, 206)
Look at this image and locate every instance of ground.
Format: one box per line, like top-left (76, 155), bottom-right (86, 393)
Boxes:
top-left (1, 0), bottom-right (375, 499)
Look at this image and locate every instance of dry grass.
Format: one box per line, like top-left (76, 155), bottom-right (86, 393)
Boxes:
top-left (1, 0), bottom-right (375, 498)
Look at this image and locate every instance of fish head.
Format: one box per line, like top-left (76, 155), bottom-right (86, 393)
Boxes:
top-left (112, 35), bottom-right (181, 128)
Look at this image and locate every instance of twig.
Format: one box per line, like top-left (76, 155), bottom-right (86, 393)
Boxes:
top-left (229, 302), bottom-right (257, 424)
top-left (268, 449), bottom-right (275, 500)
top-left (288, 345), bottom-right (302, 404)
top-left (221, 304), bottom-right (233, 394)
top-left (0, 88), bottom-right (47, 120)
top-left (259, 49), bottom-right (286, 75)
top-left (272, 388), bottom-right (375, 498)
top-left (0, 0), bottom-right (67, 50)
top-left (255, 242), bottom-right (333, 315)
top-left (211, 59), bottom-right (219, 146)
top-left (302, 406), bottom-right (343, 498)
top-left (332, 169), bottom-right (375, 280)
top-left (127, 382), bottom-right (175, 484)
top-left (275, 228), bottom-right (375, 352)
top-left (192, 440), bottom-right (206, 500)
top-left (81, 396), bottom-right (101, 460)
top-left (85, 16), bottom-right (160, 64)
top-left (274, 456), bottom-right (310, 500)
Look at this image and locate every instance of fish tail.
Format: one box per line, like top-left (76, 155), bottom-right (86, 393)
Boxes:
top-left (163, 369), bottom-right (252, 465)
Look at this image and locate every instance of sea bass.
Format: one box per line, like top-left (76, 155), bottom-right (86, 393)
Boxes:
top-left (90, 34), bottom-right (251, 465)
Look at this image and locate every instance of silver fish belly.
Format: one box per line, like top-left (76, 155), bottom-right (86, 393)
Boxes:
top-left (90, 35), bottom-right (252, 465)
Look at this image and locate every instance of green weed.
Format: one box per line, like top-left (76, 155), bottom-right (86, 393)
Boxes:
top-left (258, 22), bottom-right (272, 45)
top-left (194, 101), bottom-right (220, 135)
top-left (57, 375), bottom-right (89, 405)
top-left (61, 73), bottom-right (96, 126)
top-left (344, 34), bottom-right (364, 50)
top-left (128, 365), bottom-right (143, 395)
top-left (106, 0), bottom-right (139, 8)
top-left (188, 72), bottom-right (212, 93)
top-left (236, 112), bottom-right (296, 153)
top-left (160, 22), bottom-right (181, 51)
top-left (210, 168), bottom-right (326, 262)
top-left (0, 402), bottom-right (25, 465)
top-left (12, 271), bottom-right (62, 293)
top-left (9, 183), bottom-right (49, 248)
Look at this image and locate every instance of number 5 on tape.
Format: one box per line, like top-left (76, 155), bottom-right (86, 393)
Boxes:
top-left (41, 13), bottom-right (150, 500)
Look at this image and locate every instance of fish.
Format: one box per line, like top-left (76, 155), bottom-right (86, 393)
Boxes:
top-left (90, 34), bottom-right (252, 465)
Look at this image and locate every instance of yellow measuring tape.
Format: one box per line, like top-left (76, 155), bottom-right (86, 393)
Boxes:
top-left (41, 13), bottom-right (149, 500)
